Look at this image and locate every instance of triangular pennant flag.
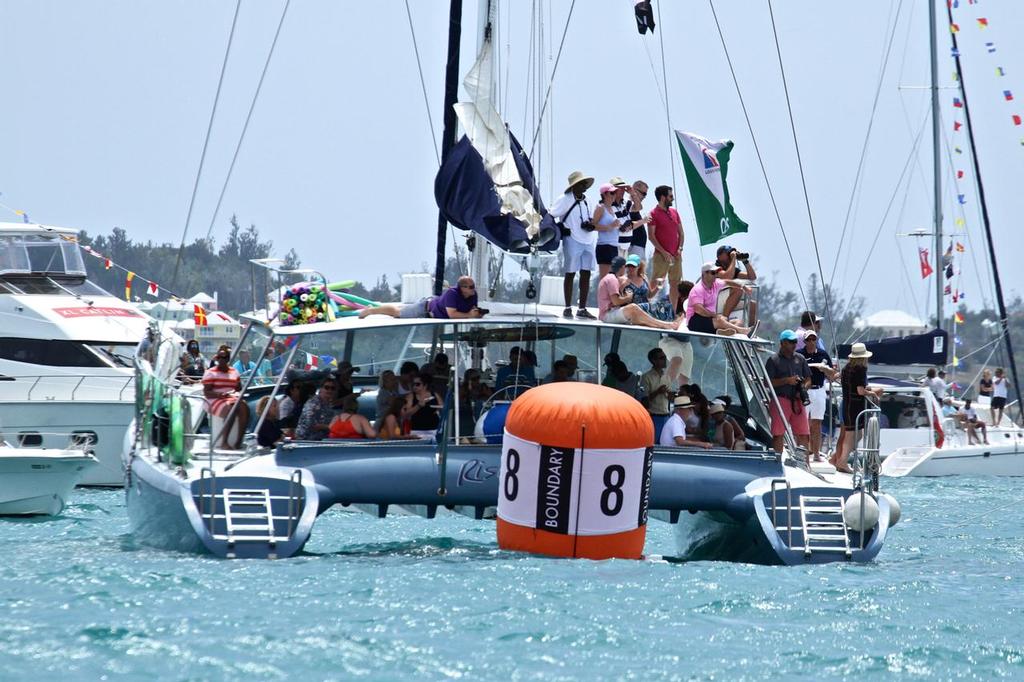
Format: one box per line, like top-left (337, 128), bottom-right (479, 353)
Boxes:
top-left (957, 170), bottom-right (964, 179)
top-left (1005, 90), bottom-right (1015, 101)
top-left (950, 23), bottom-right (960, 33)
top-left (1013, 114), bottom-right (1022, 126)
top-left (147, 281), bottom-right (159, 297)
top-left (958, 194), bottom-right (967, 204)
top-left (954, 120), bottom-right (963, 131)
top-left (977, 17), bottom-right (988, 28)
top-left (955, 311), bottom-right (965, 324)
top-left (104, 258), bottom-right (112, 270)
top-left (955, 241), bottom-right (965, 252)
top-left (124, 272), bottom-right (135, 301)
top-left (194, 304), bottom-right (208, 327)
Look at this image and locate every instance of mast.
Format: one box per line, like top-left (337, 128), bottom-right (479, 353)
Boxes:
top-left (946, 2), bottom-right (1023, 419)
top-left (433, 0), bottom-right (465, 296)
top-left (928, 0), bottom-right (943, 332)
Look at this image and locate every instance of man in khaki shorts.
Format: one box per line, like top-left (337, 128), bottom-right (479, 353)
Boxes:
top-left (648, 185), bottom-right (684, 311)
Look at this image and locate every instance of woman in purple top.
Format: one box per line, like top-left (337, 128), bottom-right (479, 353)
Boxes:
top-left (358, 276), bottom-right (486, 320)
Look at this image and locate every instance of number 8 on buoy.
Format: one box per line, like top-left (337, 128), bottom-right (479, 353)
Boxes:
top-left (496, 383), bottom-right (654, 560)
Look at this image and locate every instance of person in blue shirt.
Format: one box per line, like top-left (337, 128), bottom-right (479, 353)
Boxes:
top-left (232, 349), bottom-right (257, 380)
top-left (494, 346), bottom-right (536, 397)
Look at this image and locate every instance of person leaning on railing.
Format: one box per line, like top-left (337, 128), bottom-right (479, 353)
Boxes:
top-left (832, 342), bottom-right (883, 474)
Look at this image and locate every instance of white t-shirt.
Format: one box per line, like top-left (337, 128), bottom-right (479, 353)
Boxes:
top-left (659, 413), bottom-right (687, 446)
top-left (994, 376), bottom-right (1009, 399)
top-left (959, 406), bottom-right (979, 422)
top-left (550, 191), bottom-right (597, 247)
top-left (927, 377), bottom-right (947, 401)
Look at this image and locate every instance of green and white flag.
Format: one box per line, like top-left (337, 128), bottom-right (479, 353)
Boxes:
top-left (675, 130), bottom-right (748, 246)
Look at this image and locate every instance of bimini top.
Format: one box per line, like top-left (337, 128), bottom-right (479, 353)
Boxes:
top-left (259, 299), bottom-right (769, 347)
top-left (0, 223), bottom-right (86, 278)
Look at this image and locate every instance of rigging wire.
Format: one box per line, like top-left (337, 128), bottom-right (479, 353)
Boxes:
top-left (833, 107), bottom-right (930, 342)
top-left (708, 0), bottom-right (807, 311)
top-left (765, 0), bottom-right (837, 349)
top-left (203, 0), bottom-right (293, 243)
top-left (527, 0), bottom-right (576, 158)
top-left (654, 0), bottom-right (677, 193)
top-left (165, 0), bottom-right (243, 317)
top-left (404, 0), bottom-right (441, 165)
top-left (828, 0), bottom-right (905, 296)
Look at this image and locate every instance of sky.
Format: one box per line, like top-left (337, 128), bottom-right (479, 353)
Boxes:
top-left (2, 0), bottom-right (1023, 326)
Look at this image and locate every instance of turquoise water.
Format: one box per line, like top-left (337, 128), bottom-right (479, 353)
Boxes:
top-left (3, 479), bottom-right (1022, 680)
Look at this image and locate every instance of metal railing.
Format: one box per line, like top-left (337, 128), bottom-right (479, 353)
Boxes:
top-left (0, 374), bottom-right (134, 402)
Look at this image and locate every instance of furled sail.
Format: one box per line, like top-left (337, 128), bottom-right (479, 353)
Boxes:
top-left (434, 40), bottom-right (558, 254)
top-left (837, 329), bottom-right (949, 365)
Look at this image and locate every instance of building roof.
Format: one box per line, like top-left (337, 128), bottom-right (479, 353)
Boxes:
top-left (854, 309), bottom-right (928, 330)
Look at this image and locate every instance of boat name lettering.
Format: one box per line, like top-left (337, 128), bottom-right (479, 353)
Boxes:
top-left (457, 458), bottom-right (498, 486)
top-left (53, 306), bottom-right (143, 318)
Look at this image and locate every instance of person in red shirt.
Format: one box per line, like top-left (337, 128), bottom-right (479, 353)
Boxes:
top-left (203, 347), bottom-right (250, 449)
top-left (648, 185), bottom-right (684, 311)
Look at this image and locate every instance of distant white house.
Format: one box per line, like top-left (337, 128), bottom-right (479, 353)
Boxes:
top-left (136, 293), bottom-right (239, 355)
top-left (854, 309), bottom-right (929, 338)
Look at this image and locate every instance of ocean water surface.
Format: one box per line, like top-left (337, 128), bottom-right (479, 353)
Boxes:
top-left (2, 477), bottom-right (1022, 680)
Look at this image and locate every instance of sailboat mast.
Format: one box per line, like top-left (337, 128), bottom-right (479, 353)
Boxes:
top-left (928, 0), bottom-right (944, 333)
top-left (433, 0), bottom-right (465, 297)
top-left (946, 2), bottom-right (1023, 418)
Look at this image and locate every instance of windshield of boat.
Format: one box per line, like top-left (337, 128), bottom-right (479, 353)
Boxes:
top-left (86, 342), bottom-right (138, 368)
top-left (234, 322), bottom-right (280, 385)
top-left (0, 234), bottom-right (87, 277)
top-left (263, 320), bottom-right (765, 434)
top-left (0, 276), bottom-right (107, 296)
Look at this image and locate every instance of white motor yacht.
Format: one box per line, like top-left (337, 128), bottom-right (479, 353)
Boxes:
top-left (0, 438), bottom-right (97, 515)
top-left (0, 222), bottom-right (155, 485)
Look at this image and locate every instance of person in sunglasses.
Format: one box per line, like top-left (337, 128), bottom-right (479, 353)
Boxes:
top-left (295, 377), bottom-right (340, 441)
top-left (358, 276), bottom-right (486, 320)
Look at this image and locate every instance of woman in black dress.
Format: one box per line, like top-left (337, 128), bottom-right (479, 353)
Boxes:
top-left (834, 343), bottom-right (883, 473)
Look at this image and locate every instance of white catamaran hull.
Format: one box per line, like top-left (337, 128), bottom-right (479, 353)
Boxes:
top-left (881, 441), bottom-right (1023, 477)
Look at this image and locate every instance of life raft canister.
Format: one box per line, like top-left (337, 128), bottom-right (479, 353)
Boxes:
top-left (496, 382), bottom-right (654, 559)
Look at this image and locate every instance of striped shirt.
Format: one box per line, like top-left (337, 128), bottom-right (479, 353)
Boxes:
top-left (202, 366), bottom-right (240, 416)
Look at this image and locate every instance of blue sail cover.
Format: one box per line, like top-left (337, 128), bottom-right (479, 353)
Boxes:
top-left (434, 131), bottom-right (559, 255)
top-left (837, 328), bottom-right (949, 365)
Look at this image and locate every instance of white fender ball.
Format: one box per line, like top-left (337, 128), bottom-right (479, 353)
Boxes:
top-left (843, 494), bottom-right (880, 532)
top-left (880, 493), bottom-right (901, 526)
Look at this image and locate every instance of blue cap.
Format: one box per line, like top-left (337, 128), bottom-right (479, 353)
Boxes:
top-left (779, 329), bottom-right (798, 342)
top-left (625, 254), bottom-right (641, 267)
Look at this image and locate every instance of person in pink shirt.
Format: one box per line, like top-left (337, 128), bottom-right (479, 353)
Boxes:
top-left (598, 257), bottom-right (678, 330)
top-left (685, 262), bottom-right (753, 336)
top-left (648, 185), bottom-right (684, 311)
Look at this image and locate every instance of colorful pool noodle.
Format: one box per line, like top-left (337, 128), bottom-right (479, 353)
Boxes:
top-left (326, 280), bottom-right (357, 292)
top-left (326, 290), bottom-right (367, 310)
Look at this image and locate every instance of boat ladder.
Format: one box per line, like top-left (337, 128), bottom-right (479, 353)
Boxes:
top-left (797, 495), bottom-right (852, 558)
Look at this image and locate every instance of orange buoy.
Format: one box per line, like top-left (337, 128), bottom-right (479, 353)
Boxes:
top-left (496, 382), bottom-right (654, 560)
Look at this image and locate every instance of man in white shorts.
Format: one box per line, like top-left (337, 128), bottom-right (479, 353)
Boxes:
top-left (797, 328), bottom-right (837, 462)
top-left (550, 171), bottom-right (598, 320)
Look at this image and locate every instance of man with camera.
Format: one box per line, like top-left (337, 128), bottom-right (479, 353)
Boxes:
top-left (550, 170), bottom-right (598, 319)
top-left (358, 276), bottom-right (486, 320)
top-left (765, 329), bottom-right (812, 454)
top-left (714, 245), bottom-right (757, 326)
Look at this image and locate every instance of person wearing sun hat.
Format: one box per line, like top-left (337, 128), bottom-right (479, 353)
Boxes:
top-left (551, 170), bottom-right (598, 319)
top-left (659, 395), bottom-right (714, 448)
top-left (831, 341), bottom-right (884, 473)
top-left (765, 329), bottom-right (812, 454)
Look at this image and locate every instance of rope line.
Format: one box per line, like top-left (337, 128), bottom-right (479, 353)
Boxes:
top-left (766, 0), bottom-right (836, 350)
top-left (708, 0), bottom-right (806, 311)
top-left (655, 0), bottom-right (677, 194)
top-left (203, 0), bottom-right (292, 243)
top-left (528, 0), bottom-right (576, 157)
top-left (404, 0), bottom-right (441, 165)
top-left (165, 0), bottom-right (243, 324)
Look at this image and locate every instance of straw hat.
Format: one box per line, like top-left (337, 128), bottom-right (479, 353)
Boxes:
top-left (673, 395), bottom-right (694, 409)
top-left (708, 403), bottom-right (725, 415)
top-left (565, 170), bottom-right (594, 193)
top-left (848, 342), bottom-right (873, 359)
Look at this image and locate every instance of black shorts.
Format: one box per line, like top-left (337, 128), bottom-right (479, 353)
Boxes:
top-left (596, 244), bottom-right (618, 264)
top-left (687, 314), bottom-right (716, 334)
top-left (992, 396), bottom-right (1007, 410)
